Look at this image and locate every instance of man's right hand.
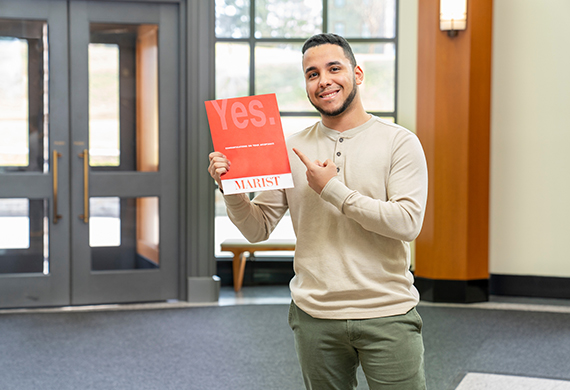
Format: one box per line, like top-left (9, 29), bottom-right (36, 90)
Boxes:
top-left (208, 152), bottom-right (231, 191)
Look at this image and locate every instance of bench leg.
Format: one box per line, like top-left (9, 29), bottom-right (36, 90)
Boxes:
top-left (232, 251), bottom-right (248, 292)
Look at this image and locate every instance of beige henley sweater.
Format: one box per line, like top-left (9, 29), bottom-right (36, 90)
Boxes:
top-left (223, 116), bottom-right (428, 319)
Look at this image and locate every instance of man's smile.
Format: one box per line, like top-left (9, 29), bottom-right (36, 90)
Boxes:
top-left (319, 89), bottom-right (340, 100)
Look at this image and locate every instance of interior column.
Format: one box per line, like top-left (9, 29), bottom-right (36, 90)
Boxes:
top-left (414, 0), bottom-right (493, 303)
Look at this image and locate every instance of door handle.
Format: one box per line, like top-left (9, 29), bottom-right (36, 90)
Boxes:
top-left (78, 149), bottom-right (89, 223)
top-left (53, 150), bottom-right (63, 224)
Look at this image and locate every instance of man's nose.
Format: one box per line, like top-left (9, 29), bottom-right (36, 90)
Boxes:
top-left (319, 75), bottom-right (332, 89)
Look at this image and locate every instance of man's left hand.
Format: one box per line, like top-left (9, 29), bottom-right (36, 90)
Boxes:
top-left (293, 148), bottom-right (337, 195)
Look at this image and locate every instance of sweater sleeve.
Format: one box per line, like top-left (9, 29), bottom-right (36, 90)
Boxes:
top-left (223, 189), bottom-right (289, 243)
top-left (320, 131), bottom-right (428, 242)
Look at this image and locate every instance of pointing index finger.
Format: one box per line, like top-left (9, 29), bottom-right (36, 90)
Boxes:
top-left (293, 148), bottom-right (313, 168)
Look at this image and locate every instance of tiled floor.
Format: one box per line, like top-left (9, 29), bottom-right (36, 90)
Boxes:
top-left (219, 285), bottom-right (570, 314)
top-left (218, 285), bottom-right (292, 306)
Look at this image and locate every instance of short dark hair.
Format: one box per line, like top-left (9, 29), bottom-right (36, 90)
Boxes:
top-left (302, 33), bottom-right (357, 68)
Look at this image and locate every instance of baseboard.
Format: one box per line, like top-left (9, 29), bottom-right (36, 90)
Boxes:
top-left (187, 276), bottom-right (221, 303)
top-left (414, 277), bottom-right (489, 303)
top-left (215, 259), bottom-right (570, 301)
top-left (414, 274), bottom-right (570, 302)
top-left (490, 274), bottom-right (570, 299)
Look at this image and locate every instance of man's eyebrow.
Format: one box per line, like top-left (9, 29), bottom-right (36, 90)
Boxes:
top-left (304, 61), bottom-right (343, 74)
top-left (304, 66), bottom-right (317, 75)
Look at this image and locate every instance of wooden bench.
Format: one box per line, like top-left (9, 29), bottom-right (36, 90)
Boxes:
top-left (220, 239), bottom-right (296, 292)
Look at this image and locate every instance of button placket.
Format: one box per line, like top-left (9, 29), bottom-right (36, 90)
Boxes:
top-left (334, 136), bottom-right (345, 176)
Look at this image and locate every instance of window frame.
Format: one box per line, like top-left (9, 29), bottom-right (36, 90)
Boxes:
top-left (213, 0), bottom-right (400, 261)
top-left (214, 0), bottom-right (399, 121)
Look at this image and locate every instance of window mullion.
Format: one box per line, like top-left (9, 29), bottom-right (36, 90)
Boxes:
top-left (249, 40), bottom-right (255, 96)
top-left (249, 0), bottom-right (256, 96)
top-left (394, 0), bottom-right (399, 122)
top-left (323, 0), bottom-right (328, 33)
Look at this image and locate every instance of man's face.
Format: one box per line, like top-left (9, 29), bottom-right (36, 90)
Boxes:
top-left (302, 44), bottom-right (362, 118)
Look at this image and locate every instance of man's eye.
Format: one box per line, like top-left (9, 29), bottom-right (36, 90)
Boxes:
top-left (308, 72), bottom-right (318, 79)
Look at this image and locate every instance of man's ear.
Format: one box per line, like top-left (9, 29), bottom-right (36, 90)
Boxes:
top-left (354, 65), bottom-right (364, 85)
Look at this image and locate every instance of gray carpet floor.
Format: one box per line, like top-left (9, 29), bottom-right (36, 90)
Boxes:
top-left (419, 305), bottom-right (570, 389)
top-left (1, 303), bottom-right (569, 389)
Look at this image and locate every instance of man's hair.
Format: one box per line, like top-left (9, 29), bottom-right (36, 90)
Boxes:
top-left (302, 33), bottom-right (357, 69)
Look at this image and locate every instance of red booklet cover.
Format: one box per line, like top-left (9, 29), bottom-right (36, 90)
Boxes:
top-left (205, 93), bottom-right (294, 195)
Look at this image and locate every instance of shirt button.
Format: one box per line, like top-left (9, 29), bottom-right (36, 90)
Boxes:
top-left (336, 167), bottom-right (340, 173)
top-left (336, 152), bottom-right (341, 157)
top-left (339, 138), bottom-right (344, 142)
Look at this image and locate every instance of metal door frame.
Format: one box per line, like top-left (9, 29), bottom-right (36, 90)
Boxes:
top-left (0, 0), bottom-right (182, 308)
top-left (0, 0), bottom-right (71, 308)
top-left (69, 0), bottom-right (180, 305)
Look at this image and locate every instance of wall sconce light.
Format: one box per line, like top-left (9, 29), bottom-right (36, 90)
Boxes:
top-left (440, 0), bottom-right (467, 37)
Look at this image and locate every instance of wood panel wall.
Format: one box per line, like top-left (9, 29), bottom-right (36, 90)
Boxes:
top-left (415, 0), bottom-right (493, 283)
top-left (136, 24), bottom-right (160, 264)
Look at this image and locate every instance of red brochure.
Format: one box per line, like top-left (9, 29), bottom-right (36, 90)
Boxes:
top-left (205, 93), bottom-right (294, 195)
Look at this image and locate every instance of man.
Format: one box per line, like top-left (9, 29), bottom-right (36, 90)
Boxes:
top-left (209, 33), bottom-right (428, 390)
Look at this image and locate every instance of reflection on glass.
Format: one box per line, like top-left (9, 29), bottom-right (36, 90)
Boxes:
top-left (89, 44), bottom-right (120, 167)
top-left (0, 199), bottom-right (29, 249)
top-left (333, 22), bottom-right (345, 37)
top-left (216, 42), bottom-right (250, 99)
top-left (90, 196), bottom-right (159, 271)
top-left (328, 0), bottom-right (396, 38)
top-left (0, 38), bottom-right (28, 167)
top-left (88, 23), bottom-right (159, 172)
top-left (255, 43), bottom-right (313, 112)
top-left (0, 19), bottom-right (49, 173)
top-left (90, 197), bottom-right (121, 247)
top-left (255, 0), bottom-right (322, 38)
top-left (215, 0), bottom-right (251, 38)
top-left (0, 198), bottom-right (49, 274)
top-left (353, 43), bottom-right (395, 112)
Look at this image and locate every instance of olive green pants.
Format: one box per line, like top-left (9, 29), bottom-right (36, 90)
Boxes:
top-left (288, 301), bottom-right (426, 390)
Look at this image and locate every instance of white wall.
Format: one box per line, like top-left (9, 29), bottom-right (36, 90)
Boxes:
top-left (397, 0), bottom-right (419, 268)
top-left (397, 0), bottom-right (418, 133)
top-left (490, 0), bottom-right (570, 277)
top-left (398, 0), bottom-right (570, 278)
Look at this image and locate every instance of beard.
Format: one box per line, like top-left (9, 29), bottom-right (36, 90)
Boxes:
top-left (308, 77), bottom-right (358, 118)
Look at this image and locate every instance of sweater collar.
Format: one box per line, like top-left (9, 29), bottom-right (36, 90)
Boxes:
top-left (318, 115), bottom-right (377, 140)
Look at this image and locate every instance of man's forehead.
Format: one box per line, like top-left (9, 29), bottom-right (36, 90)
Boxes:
top-left (302, 44), bottom-right (349, 67)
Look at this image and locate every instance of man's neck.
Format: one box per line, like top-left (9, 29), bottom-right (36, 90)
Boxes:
top-left (321, 106), bottom-right (371, 132)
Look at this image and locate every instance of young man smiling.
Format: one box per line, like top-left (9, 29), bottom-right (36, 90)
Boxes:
top-left (209, 33), bottom-right (428, 390)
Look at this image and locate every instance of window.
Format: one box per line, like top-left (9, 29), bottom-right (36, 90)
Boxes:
top-left (214, 0), bottom-right (398, 257)
top-left (0, 20), bottom-right (49, 174)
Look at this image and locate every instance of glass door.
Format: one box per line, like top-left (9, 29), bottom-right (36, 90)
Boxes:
top-left (69, 0), bottom-right (180, 305)
top-left (0, 0), bottom-right (70, 308)
top-left (0, 0), bottom-right (180, 308)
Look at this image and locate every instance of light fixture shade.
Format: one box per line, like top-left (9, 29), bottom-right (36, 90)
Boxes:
top-left (440, 0), bottom-right (467, 31)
